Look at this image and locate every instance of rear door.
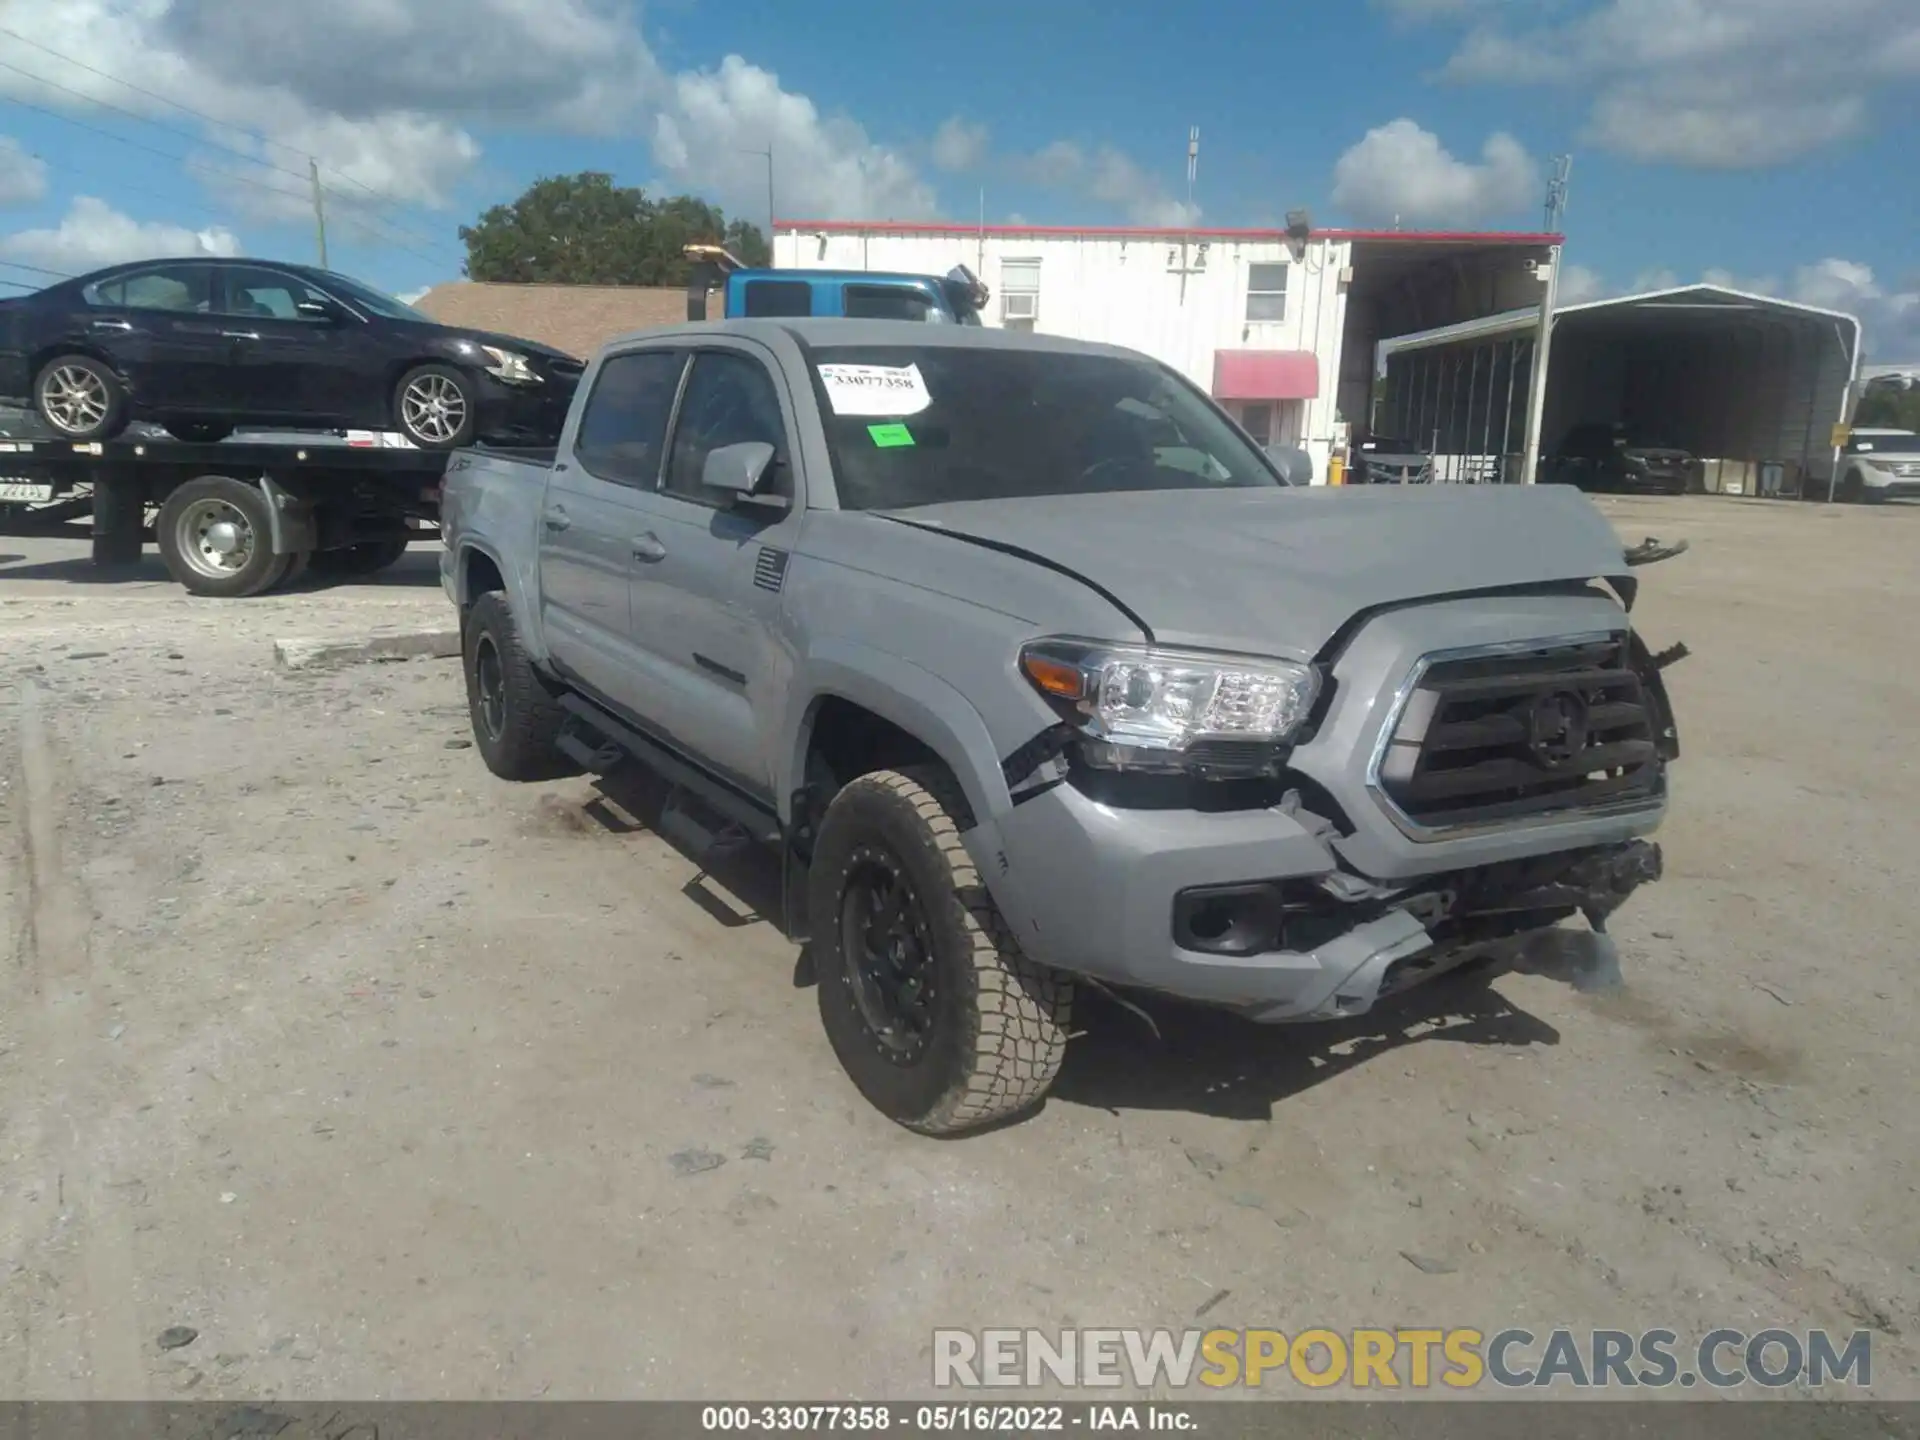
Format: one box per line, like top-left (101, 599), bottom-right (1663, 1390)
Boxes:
top-left (76, 262), bottom-right (231, 410)
top-left (215, 264), bottom-right (365, 424)
top-left (621, 343), bottom-right (805, 799)
top-left (537, 345), bottom-right (688, 724)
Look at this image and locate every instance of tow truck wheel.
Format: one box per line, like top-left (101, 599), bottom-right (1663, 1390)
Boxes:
top-left (810, 766), bottom-right (1073, 1135)
top-left (155, 476), bottom-right (288, 598)
top-left (461, 591), bottom-right (572, 781)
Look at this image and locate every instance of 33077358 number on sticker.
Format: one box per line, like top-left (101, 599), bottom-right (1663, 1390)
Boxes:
top-left (817, 364), bottom-right (931, 418)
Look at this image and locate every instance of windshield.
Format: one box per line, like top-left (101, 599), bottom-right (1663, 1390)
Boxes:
top-left (318, 271), bottom-right (430, 321)
top-left (806, 344), bottom-right (1281, 511)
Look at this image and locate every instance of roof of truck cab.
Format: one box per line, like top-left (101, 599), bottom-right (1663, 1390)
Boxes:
top-left (599, 316), bottom-right (1148, 362)
top-left (730, 269), bottom-right (951, 286)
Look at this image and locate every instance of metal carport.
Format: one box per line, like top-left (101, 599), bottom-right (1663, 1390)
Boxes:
top-left (1373, 285), bottom-right (1863, 498)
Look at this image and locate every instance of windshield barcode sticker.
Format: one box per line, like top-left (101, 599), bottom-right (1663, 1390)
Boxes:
top-left (817, 363), bottom-right (931, 417)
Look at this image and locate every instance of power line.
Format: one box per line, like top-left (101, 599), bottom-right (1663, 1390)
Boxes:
top-left (3, 92), bottom-right (457, 269)
top-left (0, 277), bottom-right (42, 291)
top-left (0, 258), bottom-right (76, 278)
top-left (0, 41), bottom-right (460, 259)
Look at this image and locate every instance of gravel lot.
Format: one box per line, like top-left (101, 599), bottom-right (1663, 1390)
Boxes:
top-left (1, 499), bottom-right (1915, 1403)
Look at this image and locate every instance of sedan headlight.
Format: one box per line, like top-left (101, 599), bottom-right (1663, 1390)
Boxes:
top-left (1019, 637), bottom-right (1321, 774)
top-left (479, 346), bottom-right (541, 384)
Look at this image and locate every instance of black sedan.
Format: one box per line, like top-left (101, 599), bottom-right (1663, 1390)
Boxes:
top-left (0, 258), bottom-right (582, 449)
top-left (1538, 422), bottom-right (1699, 496)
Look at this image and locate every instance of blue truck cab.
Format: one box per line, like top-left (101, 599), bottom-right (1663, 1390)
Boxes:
top-left (684, 244), bottom-right (987, 326)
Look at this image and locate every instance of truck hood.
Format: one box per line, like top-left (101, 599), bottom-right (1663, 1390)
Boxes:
top-left (877, 484), bottom-right (1630, 659)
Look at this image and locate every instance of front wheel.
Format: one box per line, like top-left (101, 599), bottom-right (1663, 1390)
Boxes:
top-left (155, 476), bottom-right (288, 597)
top-left (35, 354), bottom-right (128, 441)
top-left (393, 363), bottom-right (477, 450)
top-left (810, 767), bottom-right (1073, 1135)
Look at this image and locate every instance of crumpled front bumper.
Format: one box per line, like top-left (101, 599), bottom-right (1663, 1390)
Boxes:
top-left (978, 773), bottom-right (1663, 1025)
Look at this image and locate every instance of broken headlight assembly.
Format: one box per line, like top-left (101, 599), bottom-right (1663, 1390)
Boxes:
top-left (1018, 637), bottom-right (1321, 777)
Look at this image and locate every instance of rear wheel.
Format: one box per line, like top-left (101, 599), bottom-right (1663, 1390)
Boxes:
top-left (155, 476), bottom-right (288, 597)
top-left (1838, 469), bottom-right (1865, 504)
top-left (462, 591), bottom-right (571, 781)
top-left (810, 767), bottom-right (1072, 1135)
top-left (35, 354), bottom-right (128, 441)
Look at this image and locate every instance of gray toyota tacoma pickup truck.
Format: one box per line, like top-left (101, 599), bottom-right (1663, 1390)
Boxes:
top-left (440, 318), bottom-right (1683, 1135)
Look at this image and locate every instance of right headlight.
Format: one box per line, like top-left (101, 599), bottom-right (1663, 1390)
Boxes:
top-left (1018, 637), bottom-right (1321, 774)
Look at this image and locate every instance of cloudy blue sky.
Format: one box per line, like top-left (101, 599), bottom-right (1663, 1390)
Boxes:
top-left (1, 0), bottom-right (1915, 354)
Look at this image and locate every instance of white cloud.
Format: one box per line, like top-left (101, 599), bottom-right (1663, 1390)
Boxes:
top-left (656, 55), bottom-right (935, 221)
top-left (1557, 263), bottom-right (1607, 304)
top-left (395, 285), bottom-right (434, 304)
top-left (0, 137), bottom-right (49, 206)
top-left (1331, 119), bottom-right (1539, 226)
top-left (1436, 0), bottom-right (1920, 168)
top-left (0, 195), bottom-right (241, 273)
top-left (930, 117), bottom-right (988, 174)
top-left (2, 1), bottom-right (940, 233)
top-left (1021, 141), bottom-right (1198, 227)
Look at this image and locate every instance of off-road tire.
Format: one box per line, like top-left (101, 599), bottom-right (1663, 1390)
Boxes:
top-left (462, 590), bottom-right (571, 781)
top-left (811, 766), bottom-right (1072, 1135)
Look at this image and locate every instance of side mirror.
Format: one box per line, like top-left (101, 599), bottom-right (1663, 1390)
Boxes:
top-left (1266, 445), bottom-right (1314, 486)
top-left (702, 440), bottom-right (783, 506)
top-left (296, 299), bottom-right (343, 323)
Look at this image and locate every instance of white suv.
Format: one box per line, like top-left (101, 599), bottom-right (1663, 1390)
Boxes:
top-left (1839, 429), bottom-right (1920, 503)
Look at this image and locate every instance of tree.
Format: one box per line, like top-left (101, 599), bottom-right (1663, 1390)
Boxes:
top-left (1854, 379), bottom-right (1920, 431)
top-left (459, 171), bottom-right (771, 285)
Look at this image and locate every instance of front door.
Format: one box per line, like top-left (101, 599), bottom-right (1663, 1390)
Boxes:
top-left (73, 262), bottom-right (232, 413)
top-left (536, 346), bottom-right (688, 724)
top-left (623, 344), bottom-right (803, 800)
top-left (215, 265), bottom-right (363, 424)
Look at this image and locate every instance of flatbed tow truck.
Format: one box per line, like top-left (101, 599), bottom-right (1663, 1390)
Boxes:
top-left (0, 429), bottom-right (459, 597)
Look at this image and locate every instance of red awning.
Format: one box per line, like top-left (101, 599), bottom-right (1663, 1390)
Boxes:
top-left (1212, 350), bottom-right (1320, 401)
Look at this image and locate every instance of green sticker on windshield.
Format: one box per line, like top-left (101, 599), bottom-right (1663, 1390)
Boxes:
top-left (867, 423), bottom-right (916, 448)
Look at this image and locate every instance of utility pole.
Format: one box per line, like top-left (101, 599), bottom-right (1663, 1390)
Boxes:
top-left (309, 158), bottom-right (328, 268)
top-left (1519, 154), bottom-right (1572, 484)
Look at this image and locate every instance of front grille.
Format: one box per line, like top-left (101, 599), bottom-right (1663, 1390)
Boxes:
top-left (1374, 636), bottom-right (1663, 830)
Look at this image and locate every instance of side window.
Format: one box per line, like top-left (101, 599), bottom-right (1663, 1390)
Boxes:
top-left (662, 351), bottom-right (790, 508)
top-left (574, 350), bottom-right (687, 487)
top-left (741, 280), bottom-right (812, 318)
top-left (844, 285), bottom-right (934, 322)
top-left (82, 264), bottom-right (213, 313)
top-left (219, 266), bottom-right (330, 320)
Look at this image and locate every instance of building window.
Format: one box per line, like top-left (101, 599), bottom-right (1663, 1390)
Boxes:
top-left (1246, 263), bottom-right (1288, 323)
top-left (1000, 259), bottom-right (1040, 332)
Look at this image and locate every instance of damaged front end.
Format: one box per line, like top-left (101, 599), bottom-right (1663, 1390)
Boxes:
top-left (1179, 836), bottom-right (1664, 1024)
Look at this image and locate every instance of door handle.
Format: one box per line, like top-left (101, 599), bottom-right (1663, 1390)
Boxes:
top-left (631, 533), bottom-right (667, 563)
top-left (543, 508), bottom-right (571, 532)
top-left (89, 319), bottom-right (133, 333)
top-left (220, 329), bottom-right (260, 340)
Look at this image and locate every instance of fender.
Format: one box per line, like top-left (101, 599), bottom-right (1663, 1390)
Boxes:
top-left (784, 638), bottom-right (1014, 841)
top-left (454, 537), bottom-right (544, 656)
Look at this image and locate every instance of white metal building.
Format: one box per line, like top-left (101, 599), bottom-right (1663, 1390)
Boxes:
top-left (774, 221), bottom-right (1559, 481)
top-left (1376, 285), bottom-right (1863, 497)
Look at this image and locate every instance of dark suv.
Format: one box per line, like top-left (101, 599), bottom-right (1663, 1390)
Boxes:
top-left (0, 258), bottom-right (582, 449)
top-left (1540, 422), bottom-right (1698, 495)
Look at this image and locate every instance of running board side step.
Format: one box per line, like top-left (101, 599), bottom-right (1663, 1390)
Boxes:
top-left (555, 693), bottom-right (782, 849)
